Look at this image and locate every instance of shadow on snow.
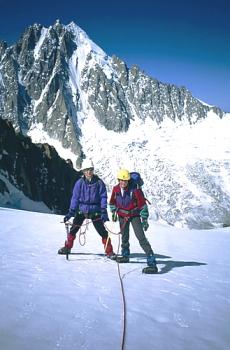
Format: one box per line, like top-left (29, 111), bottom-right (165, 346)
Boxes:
top-left (66, 252), bottom-right (207, 274)
top-left (129, 253), bottom-right (207, 274)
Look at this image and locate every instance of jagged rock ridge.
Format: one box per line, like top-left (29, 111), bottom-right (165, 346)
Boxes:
top-left (0, 20), bottom-right (224, 166)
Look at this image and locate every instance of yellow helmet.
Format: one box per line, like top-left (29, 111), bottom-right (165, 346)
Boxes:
top-left (117, 169), bottom-right (130, 181)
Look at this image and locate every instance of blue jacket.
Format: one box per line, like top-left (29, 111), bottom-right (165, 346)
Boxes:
top-left (69, 175), bottom-right (107, 214)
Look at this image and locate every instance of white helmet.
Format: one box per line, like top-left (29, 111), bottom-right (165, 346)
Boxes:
top-left (81, 158), bottom-right (94, 171)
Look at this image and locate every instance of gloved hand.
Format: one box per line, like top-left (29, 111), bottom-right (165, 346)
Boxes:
top-left (142, 218), bottom-right (149, 231)
top-left (109, 204), bottom-right (117, 212)
top-left (112, 211), bottom-right (117, 222)
top-left (140, 205), bottom-right (149, 220)
top-left (64, 209), bottom-right (75, 223)
top-left (101, 209), bottom-right (109, 223)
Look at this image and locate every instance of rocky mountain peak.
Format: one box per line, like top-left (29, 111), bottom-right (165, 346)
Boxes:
top-left (0, 20), bottom-right (224, 165)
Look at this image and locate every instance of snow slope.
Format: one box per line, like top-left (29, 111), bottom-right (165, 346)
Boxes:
top-left (28, 110), bottom-right (230, 229)
top-left (1, 207), bottom-right (230, 350)
top-left (0, 174), bottom-right (51, 214)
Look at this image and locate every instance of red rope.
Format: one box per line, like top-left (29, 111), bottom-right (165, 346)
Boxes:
top-left (115, 233), bottom-right (127, 350)
top-left (63, 217), bottom-right (102, 246)
top-left (64, 217), bottom-right (128, 350)
top-left (104, 218), bottom-right (128, 236)
top-left (78, 220), bottom-right (89, 246)
top-left (106, 220), bottom-right (128, 350)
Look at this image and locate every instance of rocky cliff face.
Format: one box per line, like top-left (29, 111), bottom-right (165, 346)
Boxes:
top-left (0, 21), bottom-right (224, 166)
top-left (0, 118), bottom-right (80, 213)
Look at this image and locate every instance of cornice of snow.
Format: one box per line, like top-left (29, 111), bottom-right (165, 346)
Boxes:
top-left (65, 22), bottom-right (106, 57)
top-left (34, 27), bottom-right (48, 60)
top-left (66, 21), bottom-right (114, 80)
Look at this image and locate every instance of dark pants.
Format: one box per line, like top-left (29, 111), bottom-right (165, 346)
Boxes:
top-left (119, 216), bottom-right (153, 256)
top-left (69, 213), bottom-right (108, 239)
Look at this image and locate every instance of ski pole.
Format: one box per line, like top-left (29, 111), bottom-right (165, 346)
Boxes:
top-left (65, 223), bottom-right (70, 260)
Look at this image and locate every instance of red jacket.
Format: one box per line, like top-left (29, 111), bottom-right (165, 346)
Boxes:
top-left (109, 184), bottom-right (146, 217)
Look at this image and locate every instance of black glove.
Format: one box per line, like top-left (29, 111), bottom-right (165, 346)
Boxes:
top-left (101, 209), bottom-right (109, 223)
top-left (64, 209), bottom-right (75, 223)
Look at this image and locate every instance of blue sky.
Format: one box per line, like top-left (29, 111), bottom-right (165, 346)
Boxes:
top-left (1, 0), bottom-right (229, 111)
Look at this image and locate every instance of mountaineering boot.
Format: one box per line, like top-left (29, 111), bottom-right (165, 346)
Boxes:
top-left (58, 246), bottom-right (71, 255)
top-left (147, 254), bottom-right (157, 267)
top-left (121, 248), bottom-right (130, 257)
top-left (102, 237), bottom-right (115, 257)
top-left (115, 247), bottom-right (130, 263)
top-left (116, 255), bottom-right (129, 263)
top-left (143, 254), bottom-right (158, 274)
top-left (58, 233), bottom-right (75, 255)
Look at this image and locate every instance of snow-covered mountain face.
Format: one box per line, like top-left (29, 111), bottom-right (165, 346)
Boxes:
top-left (0, 20), bottom-right (229, 229)
top-left (0, 21), bottom-right (223, 154)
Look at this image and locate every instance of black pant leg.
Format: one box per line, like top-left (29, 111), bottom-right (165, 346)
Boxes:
top-left (119, 216), bottom-right (130, 251)
top-left (92, 215), bottom-right (109, 239)
top-left (69, 213), bottom-right (85, 235)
